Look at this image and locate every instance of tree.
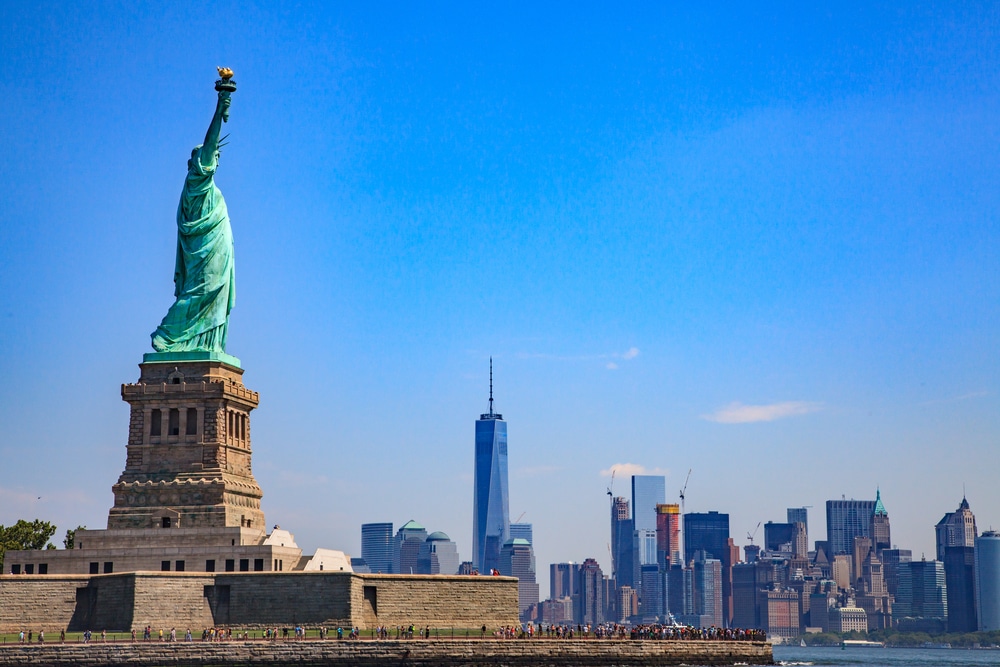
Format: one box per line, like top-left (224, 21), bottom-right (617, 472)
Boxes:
top-left (63, 525), bottom-right (86, 550)
top-left (0, 520), bottom-right (57, 572)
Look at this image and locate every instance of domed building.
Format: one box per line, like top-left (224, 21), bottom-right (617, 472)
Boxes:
top-left (417, 531), bottom-right (460, 575)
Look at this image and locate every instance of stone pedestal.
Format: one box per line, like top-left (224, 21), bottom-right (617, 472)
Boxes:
top-left (109, 358), bottom-right (265, 530)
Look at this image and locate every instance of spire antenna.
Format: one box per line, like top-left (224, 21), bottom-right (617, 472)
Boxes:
top-left (489, 357), bottom-right (494, 416)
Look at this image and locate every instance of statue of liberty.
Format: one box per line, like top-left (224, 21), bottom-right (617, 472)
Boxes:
top-left (151, 69), bottom-right (238, 354)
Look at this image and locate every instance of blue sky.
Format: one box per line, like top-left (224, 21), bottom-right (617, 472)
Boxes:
top-left (1, 2), bottom-right (998, 591)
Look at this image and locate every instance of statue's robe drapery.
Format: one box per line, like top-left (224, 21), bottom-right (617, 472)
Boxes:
top-left (151, 147), bottom-right (235, 352)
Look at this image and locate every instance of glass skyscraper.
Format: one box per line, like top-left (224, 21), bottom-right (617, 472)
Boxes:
top-left (629, 476), bottom-right (664, 600)
top-left (631, 476), bottom-right (665, 532)
top-left (976, 531), bottom-right (1000, 631)
top-left (473, 361), bottom-right (509, 573)
top-left (895, 560), bottom-right (947, 621)
top-left (826, 498), bottom-right (876, 555)
top-left (611, 496), bottom-right (633, 586)
top-left (786, 507), bottom-right (808, 533)
top-left (510, 522), bottom-right (533, 544)
top-left (684, 511), bottom-right (730, 563)
top-left (361, 522), bottom-right (393, 574)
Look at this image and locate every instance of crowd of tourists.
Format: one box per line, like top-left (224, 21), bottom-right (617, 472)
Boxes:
top-left (13, 623), bottom-right (765, 644)
top-left (515, 623), bottom-right (765, 641)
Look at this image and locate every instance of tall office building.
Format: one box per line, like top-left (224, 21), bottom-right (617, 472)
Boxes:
top-left (630, 475), bottom-right (664, 598)
top-left (361, 522), bottom-right (393, 574)
top-left (684, 511), bottom-right (733, 626)
top-left (853, 536), bottom-right (872, 587)
top-left (634, 529), bottom-right (658, 566)
top-left (791, 523), bottom-right (808, 559)
top-left (684, 512), bottom-right (730, 563)
top-left (416, 531), bottom-right (460, 575)
top-left (826, 497), bottom-right (876, 555)
top-left (617, 585), bottom-right (638, 622)
top-left (473, 360), bottom-right (509, 573)
top-left (632, 476), bottom-right (666, 532)
top-left (935, 496), bottom-right (977, 561)
top-left (640, 563), bottom-right (663, 620)
top-left (860, 549), bottom-right (887, 595)
top-left (895, 560), bottom-right (947, 623)
top-left (692, 553), bottom-right (723, 628)
top-left (665, 564), bottom-right (687, 617)
top-left (611, 497), bottom-right (633, 587)
top-left (869, 489), bottom-right (891, 553)
top-left (631, 529), bottom-right (656, 598)
top-left (764, 522), bottom-right (795, 553)
top-left (510, 522), bottom-right (532, 544)
top-left (550, 562), bottom-right (581, 602)
top-left (577, 558), bottom-right (605, 624)
top-left (787, 507), bottom-right (808, 536)
top-left (831, 554), bottom-right (852, 590)
top-left (943, 545), bottom-right (977, 632)
top-left (500, 538), bottom-right (539, 617)
top-left (881, 548), bottom-right (912, 596)
top-left (730, 563), bottom-right (759, 628)
top-left (393, 520), bottom-right (428, 574)
top-left (764, 521), bottom-right (809, 558)
top-left (656, 503), bottom-right (681, 567)
top-left (976, 531), bottom-right (1000, 631)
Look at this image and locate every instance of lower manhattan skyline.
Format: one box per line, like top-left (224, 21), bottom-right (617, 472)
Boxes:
top-left (1, 2), bottom-right (998, 599)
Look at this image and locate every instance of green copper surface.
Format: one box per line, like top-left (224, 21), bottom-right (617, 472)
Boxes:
top-left (142, 351), bottom-right (242, 368)
top-left (151, 84), bottom-right (236, 355)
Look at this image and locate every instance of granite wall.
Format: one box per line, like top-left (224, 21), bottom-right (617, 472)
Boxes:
top-left (0, 638), bottom-right (773, 667)
top-left (0, 572), bottom-right (519, 633)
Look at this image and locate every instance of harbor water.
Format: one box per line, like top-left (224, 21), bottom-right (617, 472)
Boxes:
top-left (774, 644), bottom-right (1000, 667)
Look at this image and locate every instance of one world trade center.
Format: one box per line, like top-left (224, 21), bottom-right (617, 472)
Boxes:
top-left (473, 359), bottom-right (509, 573)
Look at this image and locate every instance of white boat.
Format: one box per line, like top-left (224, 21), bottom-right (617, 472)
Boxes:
top-left (841, 640), bottom-right (885, 648)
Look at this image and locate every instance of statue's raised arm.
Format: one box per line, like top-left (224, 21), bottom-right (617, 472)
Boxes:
top-left (150, 69), bottom-right (238, 356)
top-left (201, 68), bottom-right (234, 166)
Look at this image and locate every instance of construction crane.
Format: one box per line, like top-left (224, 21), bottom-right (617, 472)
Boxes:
top-left (606, 469), bottom-right (616, 500)
top-left (513, 511), bottom-right (526, 524)
top-left (747, 521), bottom-right (762, 545)
top-left (677, 469), bottom-right (692, 565)
top-left (678, 469), bottom-right (692, 514)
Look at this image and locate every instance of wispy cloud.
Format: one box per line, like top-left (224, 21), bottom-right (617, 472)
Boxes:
top-left (701, 401), bottom-right (823, 424)
top-left (622, 347), bottom-right (640, 360)
top-left (600, 462), bottom-right (669, 478)
top-left (606, 362), bottom-right (619, 370)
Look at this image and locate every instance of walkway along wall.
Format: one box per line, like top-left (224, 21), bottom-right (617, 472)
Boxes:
top-left (0, 639), bottom-right (774, 667)
top-left (0, 572), bottom-right (519, 633)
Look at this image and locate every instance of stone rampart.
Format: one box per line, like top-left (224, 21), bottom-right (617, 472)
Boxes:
top-left (0, 571), bottom-right (519, 633)
top-left (0, 577), bottom-right (83, 632)
top-left (0, 638), bottom-right (773, 666)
